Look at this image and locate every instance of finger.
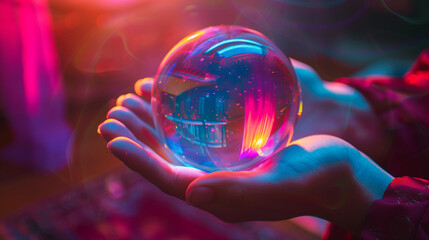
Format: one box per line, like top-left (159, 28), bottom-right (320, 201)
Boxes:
top-left (97, 119), bottom-right (139, 143)
top-left (108, 137), bottom-right (204, 199)
top-left (134, 77), bottom-right (153, 102)
top-left (107, 106), bottom-right (170, 160)
top-left (116, 93), bottom-right (154, 127)
top-left (185, 170), bottom-right (295, 222)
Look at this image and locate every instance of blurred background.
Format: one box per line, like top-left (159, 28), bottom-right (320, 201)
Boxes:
top-left (1, 0), bottom-right (428, 239)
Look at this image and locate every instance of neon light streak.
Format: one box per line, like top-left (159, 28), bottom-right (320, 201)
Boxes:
top-left (240, 87), bottom-right (276, 158)
top-left (217, 44), bottom-right (264, 57)
top-left (187, 32), bottom-right (201, 40)
top-left (205, 38), bottom-right (267, 53)
top-left (19, 5), bottom-right (40, 115)
top-left (298, 101), bottom-right (303, 117)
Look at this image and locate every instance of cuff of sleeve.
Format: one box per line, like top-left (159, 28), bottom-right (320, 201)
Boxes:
top-left (360, 177), bottom-right (429, 240)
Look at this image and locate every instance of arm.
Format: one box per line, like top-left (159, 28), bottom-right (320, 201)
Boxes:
top-left (334, 49), bottom-right (429, 179)
top-left (291, 59), bottom-right (388, 161)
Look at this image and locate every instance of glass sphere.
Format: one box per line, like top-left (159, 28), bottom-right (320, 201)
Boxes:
top-left (152, 25), bottom-right (301, 172)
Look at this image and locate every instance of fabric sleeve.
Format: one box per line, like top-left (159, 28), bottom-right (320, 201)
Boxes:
top-left (360, 177), bottom-right (429, 240)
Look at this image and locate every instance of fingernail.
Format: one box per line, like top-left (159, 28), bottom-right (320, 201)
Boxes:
top-left (116, 95), bottom-right (125, 105)
top-left (107, 137), bottom-right (130, 158)
top-left (187, 187), bottom-right (214, 205)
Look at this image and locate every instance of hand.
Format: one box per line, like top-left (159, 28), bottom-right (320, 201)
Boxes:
top-left (98, 78), bottom-right (393, 235)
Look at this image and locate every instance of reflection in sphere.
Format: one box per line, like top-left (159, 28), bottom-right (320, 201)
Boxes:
top-left (152, 25), bottom-right (301, 172)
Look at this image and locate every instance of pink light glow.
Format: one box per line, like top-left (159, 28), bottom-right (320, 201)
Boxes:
top-left (0, 0), bottom-right (71, 171)
top-left (38, 0), bottom-right (62, 96)
top-left (240, 86), bottom-right (276, 159)
top-left (16, 0), bottom-right (62, 115)
top-left (19, 4), bottom-right (40, 115)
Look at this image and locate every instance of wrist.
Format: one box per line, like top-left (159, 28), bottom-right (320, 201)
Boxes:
top-left (307, 162), bottom-right (373, 235)
top-left (321, 150), bottom-right (393, 235)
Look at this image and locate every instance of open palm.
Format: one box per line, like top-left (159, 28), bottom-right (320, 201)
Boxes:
top-left (98, 68), bottom-right (392, 235)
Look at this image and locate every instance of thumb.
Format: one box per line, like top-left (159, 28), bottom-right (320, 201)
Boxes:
top-left (186, 171), bottom-right (250, 206)
top-left (185, 171), bottom-right (285, 222)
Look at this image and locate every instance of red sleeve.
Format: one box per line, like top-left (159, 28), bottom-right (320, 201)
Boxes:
top-left (335, 49), bottom-right (429, 179)
top-left (360, 177), bottom-right (429, 240)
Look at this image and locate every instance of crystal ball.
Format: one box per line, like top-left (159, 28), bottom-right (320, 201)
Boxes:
top-left (152, 25), bottom-right (301, 172)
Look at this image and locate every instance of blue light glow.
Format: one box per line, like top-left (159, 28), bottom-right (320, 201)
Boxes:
top-left (205, 38), bottom-right (267, 53)
top-left (217, 44), bottom-right (265, 57)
